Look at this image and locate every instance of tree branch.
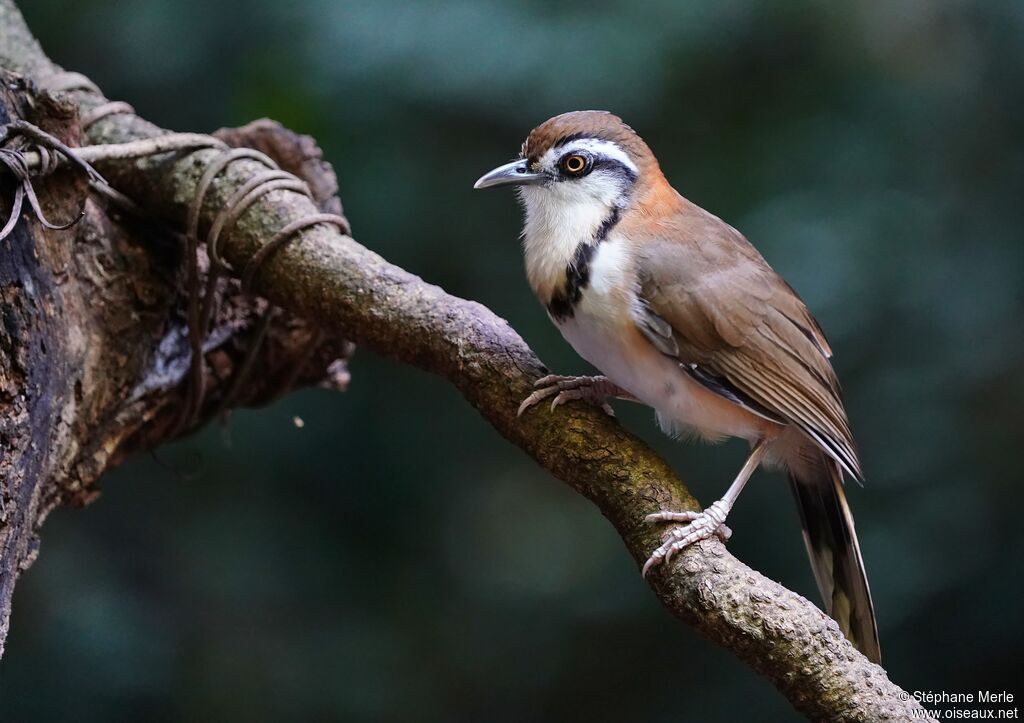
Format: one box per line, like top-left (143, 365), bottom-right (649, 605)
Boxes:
top-left (0, 2), bottom-right (929, 720)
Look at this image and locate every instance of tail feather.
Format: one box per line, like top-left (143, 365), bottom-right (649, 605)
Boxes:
top-left (788, 447), bottom-right (881, 663)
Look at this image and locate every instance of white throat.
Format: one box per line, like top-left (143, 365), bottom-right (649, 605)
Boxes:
top-left (518, 187), bottom-right (615, 299)
top-left (522, 182), bottom-right (632, 297)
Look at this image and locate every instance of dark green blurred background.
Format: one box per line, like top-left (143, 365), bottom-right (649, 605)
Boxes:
top-left (3, 1), bottom-right (1023, 721)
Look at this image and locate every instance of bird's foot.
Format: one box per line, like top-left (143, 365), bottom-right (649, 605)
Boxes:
top-left (641, 500), bottom-right (733, 577)
top-left (517, 374), bottom-right (620, 417)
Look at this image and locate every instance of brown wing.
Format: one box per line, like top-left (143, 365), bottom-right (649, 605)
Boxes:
top-left (634, 220), bottom-right (862, 480)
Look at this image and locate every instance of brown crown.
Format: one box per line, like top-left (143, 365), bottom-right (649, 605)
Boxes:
top-left (520, 111), bottom-right (657, 171)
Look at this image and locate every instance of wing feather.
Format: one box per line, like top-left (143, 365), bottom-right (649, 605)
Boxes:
top-left (633, 222), bottom-right (862, 480)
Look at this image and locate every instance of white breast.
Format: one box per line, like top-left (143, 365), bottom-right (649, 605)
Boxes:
top-left (554, 236), bottom-right (767, 444)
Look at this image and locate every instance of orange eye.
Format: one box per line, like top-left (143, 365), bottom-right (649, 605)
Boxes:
top-left (561, 154), bottom-right (587, 175)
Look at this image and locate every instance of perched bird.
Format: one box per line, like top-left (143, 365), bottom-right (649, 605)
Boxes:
top-left (474, 111), bottom-right (880, 662)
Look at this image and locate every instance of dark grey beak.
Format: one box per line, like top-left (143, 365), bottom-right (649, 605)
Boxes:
top-left (473, 159), bottom-right (547, 189)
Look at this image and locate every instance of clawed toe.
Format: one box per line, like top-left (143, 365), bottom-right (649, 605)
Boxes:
top-left (549, 388), bottom-right (615, 416)
top-left (642, 502), bottom-right (733, 577)
top-left (518, 375), bottom-right (617, 418)
top-left (533, 374), bottom-right (571, 388)
top-left (517, 386), bottom-right (558, 417)
top-left (645, 510), bottom-right (700, 524)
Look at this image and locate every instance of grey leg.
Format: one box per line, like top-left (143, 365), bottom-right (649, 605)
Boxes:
top-left (642, 439), bottom-right (768, 577)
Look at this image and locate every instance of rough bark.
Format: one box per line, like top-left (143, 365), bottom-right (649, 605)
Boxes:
top-left (0, 7), bottom-right (352, 655)
top-left (0, 2), bottom-right (931, 721)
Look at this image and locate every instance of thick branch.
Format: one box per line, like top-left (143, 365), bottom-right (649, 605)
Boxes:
top-left (0, 2), bottom-right (929, 720)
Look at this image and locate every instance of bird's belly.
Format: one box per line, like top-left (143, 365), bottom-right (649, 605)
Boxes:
top-left (556, 308), bottom-right (767, 443)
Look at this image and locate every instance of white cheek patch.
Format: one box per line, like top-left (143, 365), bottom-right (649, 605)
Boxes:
top-left (548, 170), bottom-right (623, 207)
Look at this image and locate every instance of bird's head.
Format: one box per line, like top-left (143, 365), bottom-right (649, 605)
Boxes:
top-left (474, 111), bottom-right (662, 221)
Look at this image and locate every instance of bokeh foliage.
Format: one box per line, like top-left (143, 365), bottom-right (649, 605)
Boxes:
top-left (3, 1), bottom-right (1023, 720)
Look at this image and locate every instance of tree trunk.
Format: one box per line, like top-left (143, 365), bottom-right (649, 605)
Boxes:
top-left (0, 32), bottom-right (352, 657)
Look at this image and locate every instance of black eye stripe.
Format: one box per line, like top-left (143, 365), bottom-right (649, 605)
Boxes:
top-left (555, 153), bottom-right (637, 184)
top-left (592, 157), bottom-right (638, 184)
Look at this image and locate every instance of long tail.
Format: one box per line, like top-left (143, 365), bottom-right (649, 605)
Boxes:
top-left (787, 445), bottom-right (881, 663)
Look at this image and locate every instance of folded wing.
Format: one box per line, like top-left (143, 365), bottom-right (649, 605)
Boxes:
top-left (634, 225), bottom-right (862, 481)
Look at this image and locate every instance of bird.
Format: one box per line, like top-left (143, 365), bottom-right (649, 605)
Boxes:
top-left (473, 110), bottom-right (880, 663)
